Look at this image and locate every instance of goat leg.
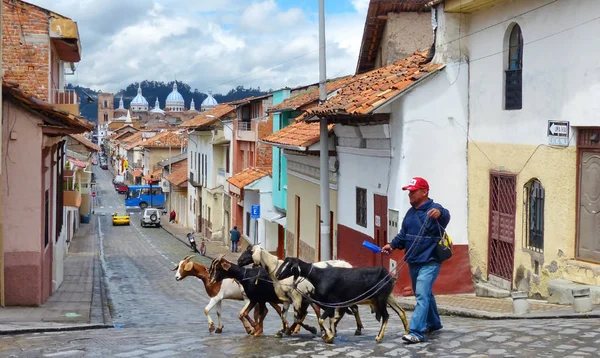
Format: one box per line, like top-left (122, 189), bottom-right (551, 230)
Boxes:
top-left (204, 297), bottom-right (219, 333)
top-left (387, 295), bottom-right (409, 334)
top-left (268, 302), bottom-right (289, 338)
top-left (253, 302), bottom-right (269, 337)
top-left (311, 303), bottom-right (326, 334)
top-left (318, 309), bottom-right (335, 344)
top-left (350, 304), bottom-right (364, 336)
top-left (215, 300), bottom-right (223, 333)
top-left (239, 301), bottom-right (257, 335)
top-left (375, 299), bottom-right (390, 342)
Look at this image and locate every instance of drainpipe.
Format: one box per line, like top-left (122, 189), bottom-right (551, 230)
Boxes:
top-left (318, 0), bottom-right (331, 261)
top-left (0, 1), bottom-right (5, 306)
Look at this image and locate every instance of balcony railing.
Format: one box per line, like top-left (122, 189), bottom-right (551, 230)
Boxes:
top-left (238, 121), bottom-right (252, 131)
top-left (235, 120), bottom-right (256, 141)
top-left (52, 88), bottom-right (78, 105)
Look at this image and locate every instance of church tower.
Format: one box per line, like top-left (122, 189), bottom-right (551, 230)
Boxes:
top-left (97, 93), bottom-right (114, 126)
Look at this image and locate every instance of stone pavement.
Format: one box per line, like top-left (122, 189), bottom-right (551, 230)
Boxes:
top-left (160, 220), bottom-right (245, 262)
top-left (0, 217), bottom-right (112, 335)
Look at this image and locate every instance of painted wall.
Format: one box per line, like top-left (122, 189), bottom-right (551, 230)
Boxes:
top-left (460, 0), bottom-right (593, 295)
top-left (271, 111), bottom-right (297, 211)
top-left (242, 190), bottom-right (260, 245)
top-left (187, 131), bottom-right (202, 232)
top-left (286, 172), bottom-right (338, 262)
top-left (246, 176), bottom-right (277, 252)
top-left (2, 101), bottom-right (45, 305)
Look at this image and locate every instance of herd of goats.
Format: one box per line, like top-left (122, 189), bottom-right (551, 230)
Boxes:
top-left (171, 245), bottom-right (409, 343)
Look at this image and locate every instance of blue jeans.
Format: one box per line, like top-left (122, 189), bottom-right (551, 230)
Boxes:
top-left (408, 262), bottom-right (442, 340)
top-left (231, 240), bottom-right (238, 252)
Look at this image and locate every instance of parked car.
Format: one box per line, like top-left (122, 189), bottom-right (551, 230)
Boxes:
top-left (115, 183), bottom-right (128, 194)
top-left (112, 212), bottom-right (130, 226)
top-left (140, 208), bottom-right (161, 228)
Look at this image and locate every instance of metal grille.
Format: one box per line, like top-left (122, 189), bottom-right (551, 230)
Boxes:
top-left (505, 70), bottom-right (522, 110)
top-left (524, 180), bottom-right (544, 252)
top-left (488, 173), bottom-right (516, 282)
top-left (577, 127), bottom-right (600, 148)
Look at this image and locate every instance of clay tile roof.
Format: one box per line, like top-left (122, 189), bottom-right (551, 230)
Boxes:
top-left (132, 169), bottom-right (143, 177)
top-left (179, 104), bottom-right (236, 129)
top-left (143, 168), bottom-right (163, 182)
top-left (138, 131), bottom-right (187, 148)
top-left (69, 134), bottom-right (101, 152)
top-left (2, 81), bottom-right (94, 134)
top-left (113, 131), bottom-right (133, 141)
top-left (307, 51), bottom-right (444, 118)
top-left (164, 161), bottom-right (188, 186)
top-left (122, 132), bottom-right (145, 150)
top-left (267, 76), bottom-right (354, 113)
top-left (261, 120), bottom-right (334, 149)
top-left (227, 167), bottom-right (271, 189)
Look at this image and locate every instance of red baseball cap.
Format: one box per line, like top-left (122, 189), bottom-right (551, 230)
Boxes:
top-left (402, 177), bottom-right (429, 191)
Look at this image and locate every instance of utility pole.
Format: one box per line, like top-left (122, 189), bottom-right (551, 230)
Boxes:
top-left (0, 0), bottom-right (5, 306)
top-left (318, 0), bottom-right (331, 261)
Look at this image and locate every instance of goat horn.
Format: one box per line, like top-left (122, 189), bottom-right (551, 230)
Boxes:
top-left (170, 265), bottom-right (178, 271)
top-left (183, 255), bottom-right (195, 261)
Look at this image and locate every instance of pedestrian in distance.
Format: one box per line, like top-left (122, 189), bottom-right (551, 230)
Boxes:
top-left (230, 226), bottom-right (241, 252)
top-left (382, 177), bottom-right (451, 344)
top-left (170, 210), bottom-right (176, 223)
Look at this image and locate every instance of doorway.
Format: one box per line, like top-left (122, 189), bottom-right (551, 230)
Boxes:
top-left (488, 172), bottom-right (517, 284)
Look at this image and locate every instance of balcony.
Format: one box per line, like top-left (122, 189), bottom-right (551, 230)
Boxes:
top-left (216, 168), bottom-right (227, 188)
top-left (64, 190), bottom-right (82, 208)
top-left (236, 120), bottom-right (257, 142)
top-left (52, 88), bottom-right (80, 116)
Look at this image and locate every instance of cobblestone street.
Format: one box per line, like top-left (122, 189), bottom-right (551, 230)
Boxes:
top-left (1, 168), bottom-right (599, 357)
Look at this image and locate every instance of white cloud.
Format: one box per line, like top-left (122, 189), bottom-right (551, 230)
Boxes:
top-left (26, 0), bottom-right (366, 94)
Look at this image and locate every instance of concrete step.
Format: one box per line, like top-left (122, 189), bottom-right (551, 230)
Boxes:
top-left (474, 281), bottom-right (510, 298)
top-left (547, 279), bottom-right (600, 305)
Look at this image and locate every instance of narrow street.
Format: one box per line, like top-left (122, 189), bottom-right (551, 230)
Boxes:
top-left (0, 168), bottom-right (597, 357)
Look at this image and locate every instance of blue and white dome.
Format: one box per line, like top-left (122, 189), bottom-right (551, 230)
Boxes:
top-left (201, 89), bottom-right (218, 112)
top-left (131, 84), bottom-right (149, 112)
top-left (151, 97), bottom-right (165, 115)
top-left (165, 82), bottom-right (185, 112)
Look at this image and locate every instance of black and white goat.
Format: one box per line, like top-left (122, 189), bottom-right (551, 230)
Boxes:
top-left (237, 245), bottom-right (364, 337)
top-left (275, 257), bottom-right (408, 343)
top-left (209, 254), bottom-right (288, 337)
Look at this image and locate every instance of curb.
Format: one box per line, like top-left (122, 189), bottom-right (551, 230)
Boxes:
top-left (397, 300), bottom-right (600, 320)
top-left (0, 324), bottom-right (113, 336)
top-left (161, 226), bottom-right (219, 261)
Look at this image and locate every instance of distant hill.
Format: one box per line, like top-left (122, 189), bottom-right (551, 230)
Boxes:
top-left (68, 81), bottom-right (270, 123)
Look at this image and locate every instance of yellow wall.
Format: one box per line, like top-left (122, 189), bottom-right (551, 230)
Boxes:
top-left (468, 141), bottom-right (578, 297)
top-left (286, 174), bottom-right (338, 259)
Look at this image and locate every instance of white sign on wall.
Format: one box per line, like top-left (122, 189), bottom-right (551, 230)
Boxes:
top-left (547, 120), bottom-right (570, 147)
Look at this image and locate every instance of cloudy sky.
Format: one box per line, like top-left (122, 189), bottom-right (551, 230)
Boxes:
top-left (28, 0), bottom-right (369, 94)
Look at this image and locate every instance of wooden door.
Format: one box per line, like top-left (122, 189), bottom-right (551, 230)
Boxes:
top-left (317, 206), bottom-right (334, 261)
top-left (374, 195), bottom-right (388, 267)
top-left (488, 173), bottom-right (517, 284)
top-left (577, 151), bottom-right (600, 263)
top-left (277, 224), bottom-right (285, 259)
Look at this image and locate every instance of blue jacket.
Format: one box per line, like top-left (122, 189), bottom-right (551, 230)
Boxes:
top-left (230, 229), bottom-right (241, 242)
top-left (390, 199), bottom-right (450, 264)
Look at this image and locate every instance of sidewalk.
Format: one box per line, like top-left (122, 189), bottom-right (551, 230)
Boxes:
top-left (161, 220), bottom-right (244, 262)
top-left (0, 216), bottom-right (112, 335)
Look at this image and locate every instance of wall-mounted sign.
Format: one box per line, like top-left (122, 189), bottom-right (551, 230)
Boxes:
top-left (251, 205), bottom-right (260, 219)
top-left (547, 120), bottom-right (569, 147)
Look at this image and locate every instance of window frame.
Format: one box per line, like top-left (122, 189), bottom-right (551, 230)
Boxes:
top-left (523, 179), bottom-right (544, 252)
top-left (356, 187), bottom-right (367, 228)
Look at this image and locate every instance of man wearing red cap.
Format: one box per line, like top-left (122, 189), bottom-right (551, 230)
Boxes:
top-left (382, 177), bottom-right (450, 344)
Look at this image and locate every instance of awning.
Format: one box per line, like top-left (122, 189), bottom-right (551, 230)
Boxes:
top-left (132, 169), bottom-right (143, 177)
top-left (268, 213), bottom-right (287, 228)
top-left (67, 156), bottom-right (87, 169)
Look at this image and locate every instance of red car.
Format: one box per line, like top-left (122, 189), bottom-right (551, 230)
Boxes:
top-left (115, 183), bottom-right (128, 194)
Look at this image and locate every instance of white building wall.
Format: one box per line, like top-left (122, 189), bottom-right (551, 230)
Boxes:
top-left (384, 65), bottom-right (469, 245)
top-left (463, 0), bottom-right (599, 143)
top-left (187, 132), bottom-right (202, 232)
top-left (243, 191), bottom-right (260, 244)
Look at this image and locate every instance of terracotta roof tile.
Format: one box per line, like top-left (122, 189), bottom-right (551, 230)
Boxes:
top-left (2, 81), bottom-right (94, 133)
top-left (267, 76), bottom-right (354, 113)
top-left (69, 134), bottom-right (101, 152)
top-left (164, 161), bottom-right (188, 186)
top-left (143, 168), bottom-right (163, 182)
top-left (227, 167), bottom-right (271, 189)
top-left (179, 104), bottom-right (236, 128)
top-left (307, 51), bottom-right (444, 118)
top-left (132, 169), bottom-right (143, 177)
top-left (261, 120), bottom-right (334, 149)
top-left (138, 131), bottom-right (187, 148)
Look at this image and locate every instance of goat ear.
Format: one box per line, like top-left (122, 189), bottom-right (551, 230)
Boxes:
top-left (222, 261), bottom-right (231, 271)
top-left (184, 261), bottom-right (194, 271)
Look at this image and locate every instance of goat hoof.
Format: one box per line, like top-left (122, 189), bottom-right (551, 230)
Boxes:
top-left (307, 326), bottom-right (317, 335)
top-left (322, 334), bottom-right (335, 344)
top-left (208, 323), bottom-right (215, 333)
top-left (354, 329), bottom-right (362, 336)
top-left (215, 327), bottom-right (223, 334)
top-left (274, 331), bottom-right (283, 338)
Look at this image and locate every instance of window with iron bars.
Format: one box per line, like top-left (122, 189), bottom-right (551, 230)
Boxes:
top-left (356, 187), bottom-right (367, 228)
top-left (523, 179), bottom-right (544, 252)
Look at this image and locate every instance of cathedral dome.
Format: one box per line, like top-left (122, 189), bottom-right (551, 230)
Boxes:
top-left (131, 84), bottom-right (148, 112)
top-left (166, 82), bottom-right (185, 112)
top-left (201, 89), bottom-right (218, 111)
